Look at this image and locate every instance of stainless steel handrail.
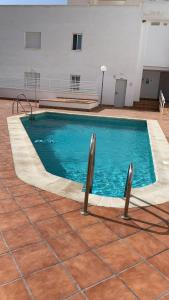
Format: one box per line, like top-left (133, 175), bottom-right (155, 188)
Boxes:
top-left (121, 163), bottom-right (134, 220)
top-left (12, 93), bottom-right (33, 119)
top-left (159, 90), bottom-right (165, 113)
top-left (81, 133), bottom-right (96, 216)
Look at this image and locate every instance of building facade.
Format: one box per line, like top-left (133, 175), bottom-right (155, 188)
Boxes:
top-left (0, 1), bottom-right (169, 106)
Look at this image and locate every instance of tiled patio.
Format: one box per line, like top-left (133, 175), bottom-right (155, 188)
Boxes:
top-left (0, 99), bottom-right (169, 299)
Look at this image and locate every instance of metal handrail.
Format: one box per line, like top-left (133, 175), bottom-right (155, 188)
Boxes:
top-left (12, 93), bottom-right (33, 119)
top-left (81, 133), bottom-right (96, 216)
top-left (159, 90), bottom-right (165, 113)
top-left (121, 163), bottom-right (134, 220)
top-left (0, 77), bottom-right (98, 91)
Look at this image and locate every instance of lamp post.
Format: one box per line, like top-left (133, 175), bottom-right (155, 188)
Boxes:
top-left (100, 65), bottom-right (107, 108)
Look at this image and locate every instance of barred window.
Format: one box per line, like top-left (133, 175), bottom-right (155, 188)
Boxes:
top-left (24, 72), bottom-right (40, 89)
top-left (70, 75), bottom-right (80, 90)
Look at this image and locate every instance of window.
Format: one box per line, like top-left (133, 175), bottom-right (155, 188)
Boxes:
top-left (72, 34), bottom-right (82, 50)
top-left (24, 72), bottom-right (40, 89)
top-left (25, 32), bottom-right (41, 49)
top-left (151, 22), bottom-right (160, 26)
top-left (70, 75), bottom-right (80, 90)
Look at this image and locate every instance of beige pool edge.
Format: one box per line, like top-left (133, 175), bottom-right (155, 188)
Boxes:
top-left (7, 110), bottom-right (169, 208)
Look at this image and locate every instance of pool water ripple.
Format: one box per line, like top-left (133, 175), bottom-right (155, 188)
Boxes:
top-left (22, 112), bottom-right (156, 197)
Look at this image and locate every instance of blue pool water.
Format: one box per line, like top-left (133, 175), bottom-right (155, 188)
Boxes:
top-left (22, 112), bottom-right (156, 197)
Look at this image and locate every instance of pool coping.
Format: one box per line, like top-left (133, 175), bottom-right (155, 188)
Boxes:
top-left (7, 109), bottom-right (169, 208)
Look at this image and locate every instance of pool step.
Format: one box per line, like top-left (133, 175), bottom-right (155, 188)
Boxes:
top-left (39, 98), bottom-right (99, 111)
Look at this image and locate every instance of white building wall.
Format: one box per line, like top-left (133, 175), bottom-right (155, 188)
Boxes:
top-left (142, 1), bottom-right (169, 68)
top-left (133, 22), bottom-right (146, 102)
top-left (68, 0), bottom-right (90, 5)
top-left (68, 0), bottom-right (141, 6)
top-left (143, 0), bottom-right (169, 22)
top-left (0, 5), bottom-right (142, 106)
top-left (135, 1), bottom-right (169, 101)
top-left (143, 22), bottom-right (169, 68)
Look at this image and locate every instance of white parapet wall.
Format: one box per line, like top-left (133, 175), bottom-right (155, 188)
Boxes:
top-left (68, 0), bottom-right (141, 5)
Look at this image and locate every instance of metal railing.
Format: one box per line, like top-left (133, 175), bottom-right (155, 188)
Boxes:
top-left (0, 77), bottom-right (99, 100)
top-left (159, 90), bottom-right (165, 113)
top-left (81, 133), bottom-right (96, 216)
top-left (12, 93), bottom-right (33, 119)
top-left (49, 79), bottom-right (98, 97)
top-left (121, 163), bottom-right (134, 220)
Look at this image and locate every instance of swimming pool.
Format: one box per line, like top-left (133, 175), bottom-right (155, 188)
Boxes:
top-left (22, 112), bottom-right (156, 198)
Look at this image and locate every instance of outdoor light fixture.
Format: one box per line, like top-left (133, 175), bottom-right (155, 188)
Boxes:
top-left (100, 65), bottom-right (107, 107)
top-left (101, 65), bottom-right (107, 72)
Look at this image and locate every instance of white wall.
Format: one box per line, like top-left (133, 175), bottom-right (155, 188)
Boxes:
top-left (142, 1), bottom-right (169, 68)
top-left (133, 22), bottom-right (147, 102)
top-left (143, 1), bottom-right (169, 22)
top-left (68, 0), bottom-right (90, 5)
top-left (68, 0), bottom-right (141, 6)
top-left (143, 22), bottom-right (169, 68)
top-left (0, 5), bottom-right (142, 106)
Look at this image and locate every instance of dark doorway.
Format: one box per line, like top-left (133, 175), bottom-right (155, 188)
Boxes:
top-left (159, 72), bottom-right (169, 101)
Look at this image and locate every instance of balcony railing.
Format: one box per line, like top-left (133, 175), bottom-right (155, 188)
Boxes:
top-left (0, 77), bottom-right (98, 100)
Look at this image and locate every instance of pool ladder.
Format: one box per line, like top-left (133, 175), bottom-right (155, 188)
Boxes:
top-left (121, 163), bottom-right (134, 220)
top-left (12, 93), bottom-right (34, 120)
top-left (81, 133), bottom-right (96, 216)
top-left (81, 133), bottom-right (134, 219)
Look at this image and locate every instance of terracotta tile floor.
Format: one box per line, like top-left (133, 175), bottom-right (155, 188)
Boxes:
top-left (0, 99), bottom-right (169, 299)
